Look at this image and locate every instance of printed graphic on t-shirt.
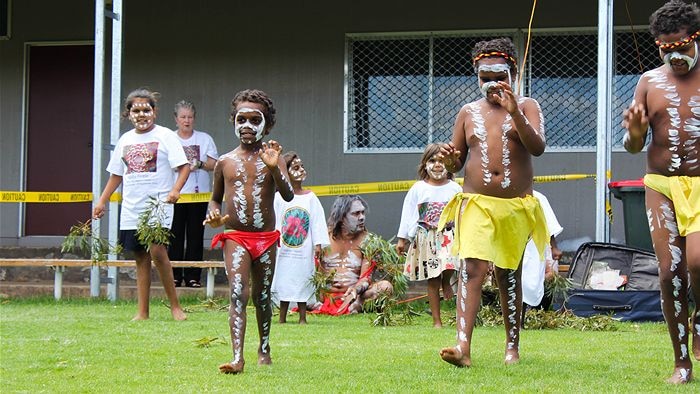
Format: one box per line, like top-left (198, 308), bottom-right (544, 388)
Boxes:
top-left (123, 142), bottom-right (158, 174)
top-left (183, 145), bottom-right (200, 163)
top-left (280, 207), bottom-right (310, 248)
top-left (417, 201), bottom-right (447, 228)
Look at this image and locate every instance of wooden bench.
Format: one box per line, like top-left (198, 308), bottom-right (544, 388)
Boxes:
top-left (0, 259), bottom-right (224, 300)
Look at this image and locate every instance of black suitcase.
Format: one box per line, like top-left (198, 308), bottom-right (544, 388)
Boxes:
top-left (563, 242), bottom-right (663, 322)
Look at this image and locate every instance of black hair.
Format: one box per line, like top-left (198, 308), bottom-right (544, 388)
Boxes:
top-left (649, 0), bottom-right (700, 38)
top-left (230, 89), bottom-right (276, 130)
top-left (122, 87), bottom-right (159, 119)
top-left (471, 37), bottom-right (518, 74)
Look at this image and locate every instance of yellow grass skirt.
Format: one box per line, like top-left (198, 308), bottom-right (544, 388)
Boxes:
top-left (437, 193), bottom-right (548, 270)
top-left (643, 174), bottom-right (700, 236)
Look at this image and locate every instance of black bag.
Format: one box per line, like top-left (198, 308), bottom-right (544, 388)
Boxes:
top-left (563, 242), bottom-right (663, 322)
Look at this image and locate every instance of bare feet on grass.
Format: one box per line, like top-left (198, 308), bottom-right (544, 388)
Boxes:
top-left (131, 314), bottom-right (149, 321)
top-left (439, 346), bottom-right (471, 367)
top-left (219, 361), bottom-right (244, 374)
top-left (433, 321), bottom-right (443, 329)
top-left (171, 308), bottom-right (187, 321)
top-left (666, 367), bottom-right (693, 384)
top-left (693, 324), bottom-right (700, 361)
top-left (504, 349), bottom-right (520, 365)
top-left (258, 352), bottom-right (272, 366)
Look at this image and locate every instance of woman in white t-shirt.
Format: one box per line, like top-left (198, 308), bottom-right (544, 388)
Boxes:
top-left (93, 88), bottom-right (189, 321)
top-left (168, 101), bottom-right (218, 288)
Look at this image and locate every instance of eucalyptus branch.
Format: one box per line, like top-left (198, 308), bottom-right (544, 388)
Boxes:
top-left (61, 219), bottom-right (122, 263)
top-left (136, 197), bottom-right (173, 252)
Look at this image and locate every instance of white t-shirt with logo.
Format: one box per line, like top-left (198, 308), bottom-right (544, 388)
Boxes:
top-left (106, 124), bottom-right (188, 230)
top-left (173, 129), bottom-right (218, 194)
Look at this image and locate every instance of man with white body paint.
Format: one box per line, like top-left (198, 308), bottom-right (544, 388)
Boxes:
top-left (438, 38), bottom-right (548, 368)
top-left (623, 0), bottom-right (700, 384)
top-left (204, 89), bottom-right (294, 374)
top-left (313, 195), bottom-right (393, 315)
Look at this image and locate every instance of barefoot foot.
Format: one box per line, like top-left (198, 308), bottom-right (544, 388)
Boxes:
top-left (504, 349), bottom-right (520, 365)
top-left (666, 367), bottom-right (693, 384)
top-left (171, 308), bottom-right (187, 321)
top-left (131, 314), bottom-right (149, 321)
top-left (439, 346), bottom-right (471, 367)
top-left (258, 353), bottom-right (272, 366)
top-left (219, 361), bottom-right (244, 374)
top-left (433, 321), bottom-right (443, 329)
top-left (693, 327), bottom-right (700, 361)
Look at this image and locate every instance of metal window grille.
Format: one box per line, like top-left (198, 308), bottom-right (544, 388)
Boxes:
top-left (345, 28), bottom-right (660, 152)
top-left (527, 29), bottom-right (659, 150)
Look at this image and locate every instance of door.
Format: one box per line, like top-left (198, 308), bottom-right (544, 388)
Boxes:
top-left (24, 44), bottom-right (94, 235)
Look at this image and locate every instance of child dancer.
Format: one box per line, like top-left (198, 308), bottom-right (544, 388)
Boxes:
top-left (271, 151), bottom-right (329, 324)
top-left (396, 143), bottom-right (461, 327)
top-left (204, 89), bottom-right (294, 374)
top-left (438, 38), bottom-right (548, 367)
top-left (93, 87), bottom-right (189, 321)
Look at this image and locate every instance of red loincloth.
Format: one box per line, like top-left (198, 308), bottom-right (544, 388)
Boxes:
top-left (309, 260), bottom-right (378, 316)
top-left (211, 230), bottom-right (280, 260)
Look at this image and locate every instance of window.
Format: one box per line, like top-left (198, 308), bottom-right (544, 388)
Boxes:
top-left (344, 28), bottom-right (659, 152)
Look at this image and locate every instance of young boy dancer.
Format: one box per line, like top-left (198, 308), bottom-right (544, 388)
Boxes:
top-left (438, 38), bottom-right (548, 368)
top-left (204, 89), bottom-right (294, 374)
top-left (623, 0), bottom-right (700, 384)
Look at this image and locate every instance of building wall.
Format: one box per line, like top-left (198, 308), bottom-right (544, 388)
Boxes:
top-left (1, 0), bottom-right (661, 248)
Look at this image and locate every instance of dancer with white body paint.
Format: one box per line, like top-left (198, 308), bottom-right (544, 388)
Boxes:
top-left (622, 0), bottom-right (700, 384)
top-left (437, 38), bottom-right (548, 368)
top-left (204, 89), bottom-right (294, 374)
top-left (312, 195), bottom-right (393, 315)
top-left (396, 143), bottom-right (461, 328)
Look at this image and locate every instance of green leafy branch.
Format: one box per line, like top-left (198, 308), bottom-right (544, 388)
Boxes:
top-left (359, 232), bottom-right (409, 298)
top-left (136, 197), bottom-right (173, 252)
top-left (61, 219), bottom-right (122, 263)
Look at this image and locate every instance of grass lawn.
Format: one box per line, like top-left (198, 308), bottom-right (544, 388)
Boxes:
top-left (0, 296), bottom-right (695, 393)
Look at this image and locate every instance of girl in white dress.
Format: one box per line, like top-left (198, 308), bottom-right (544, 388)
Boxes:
top-left (396, 144), bottom-right (461, 327)
top-left (271, 152), bottom-right (329, 324)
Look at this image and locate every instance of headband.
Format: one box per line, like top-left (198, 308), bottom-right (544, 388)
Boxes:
top-left (472, 51), bottom-right (518, 66)
top-left (655, 30), bottom-right (700, 50)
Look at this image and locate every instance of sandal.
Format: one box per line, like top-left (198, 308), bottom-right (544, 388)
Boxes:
top-left (187, 280), bottom-right (202, 288)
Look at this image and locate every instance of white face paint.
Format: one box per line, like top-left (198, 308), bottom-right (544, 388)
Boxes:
top-left (129, 99), bottom-right (156, 132)
top-left (342, 200), bottom-right (366, 234)
top-left (288, 158), bottom-right (307, 182)
top-left (425, 154), bottom-right (447, 181)
top-left (478, 64), bottom-right (512, 98)
top-left (234, 108), bottom-right (266, 144)
top-left (663, 42), bottom-right (699, 71)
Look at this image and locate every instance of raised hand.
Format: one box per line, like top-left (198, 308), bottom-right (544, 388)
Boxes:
top-left (260, 140), bottom-right (283, 169)
top-left (439, 142), bottom-right (461, 172)
top-left (492, 81), bottom-right (518, 114)
top-left (622, 100), bottom-right (649, 137)
top-left (203, 208), bottom-right (230, 228)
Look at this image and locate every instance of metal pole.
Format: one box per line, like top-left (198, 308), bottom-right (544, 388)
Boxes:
top-left (90, 0), bottom-right (106, 297)
top-left (596, 0), bottom-right (613, 243)
top-left (107, 0), bottom-right (123, 302)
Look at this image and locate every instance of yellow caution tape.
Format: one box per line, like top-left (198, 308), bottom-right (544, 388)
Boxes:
top-left (0, 191), bottom-right (93, 203)
top-left (0, 173), bottom-right (597, 203)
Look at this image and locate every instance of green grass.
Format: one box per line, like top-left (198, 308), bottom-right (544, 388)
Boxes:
top-left (0, 296), bottom-right (695, 393)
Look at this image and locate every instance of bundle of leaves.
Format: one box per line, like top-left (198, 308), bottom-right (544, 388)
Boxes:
top-left (136, 197), bottom-right (173, 252)
top-left (363, 293), bottom-right (421, 326)
top-left (360, 232), bottom-right (408, 298)
top-left (525, 309), bottom-right (619, 331)
top-left (545, 273), bottom-right (573, 311)
top-left (310, 268), bottom-right (337, 301)
top-left (61, 219), bottom-right (122, 263)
